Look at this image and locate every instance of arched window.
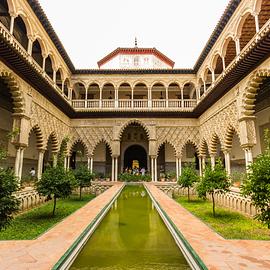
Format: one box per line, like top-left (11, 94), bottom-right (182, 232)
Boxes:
top-left (0, 0), bottom-right (11, 30)
top-left (223, 37), bottom-right (237, 68)
top-left (63, 79), bottom-right (70, 97)
top-left (258, 0), bottom-right (270, 28)
top-left (238, 14), bottom-right (256, 50)
top-left (44, 55), bottom-right (54, 80)
top-left (212, 54), bottom-right (223, 79)
top-left (32, 39), bottom-right (43, 67)
top-left (55, 69), bottom-right (63, 89)
top-left (13, 16), bottom-right (28, 50)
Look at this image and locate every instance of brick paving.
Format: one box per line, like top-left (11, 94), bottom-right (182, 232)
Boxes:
top-left (145, 182), bottom-right (270, 270)
top-left (0, 183), bottom-right (124, 270)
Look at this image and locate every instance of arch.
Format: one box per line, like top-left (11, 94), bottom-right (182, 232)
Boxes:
top-left (133, 82), bottom-right (148, 100)
top-left (0, 70), bottom-right (24, 113)
top-left (236, 12), bottom-right (256, 50)
top-left (118, 81), bottom-right (132, 89)
top-left (198, 78), bottom-right (205, 97)
top-left (241, 69), bottom-right (270, 117)
top-left (63, 78), bottom-right (70, 97)
top-left (157, 140), bottom-right (177, 156)
top-left (118, 120), bottom-right (150, 140)
top-left (168, 82), bottom-right (181, 100)
top-left (16, 11), bottom-right (33, 37)
top-left (72, 80), bottom-right (87, 89)
top-left (87, 83), bottom-right (100, 100)
top-left (118, 82), bottom-right (132, 101)
top-left (69, 139), bottom-right (89, 157)
top-left (150, 81), bottom-right (167, 89)
top-left (55, 68), bottom-right (63, 89)
top-left (72, 82), bottom-right (86, 99)
top-left (86, 81), bottom-right (100, 89)
top-left (209, 133), bottom-right (223, 155)
top-left (101, 83), bottom-right (115, 99)
top-left (32, 36), bottom-right (47, 56)
top-left (168, 81), bottom-right (181, 88)
top-left (224, 124), bottom-right (240, 150)
top-left (29, 124), bottom-right (44, 150)
top-left (211, 53), bottom-right (224, 76)
top-left (13, 15), bottom-right (28, 50)
top-left (46, 132), bottom-right (59, 153)
top-left (44, 54), bottom-right (55, 80)
top-left (202, 67), bottom-right (212, 83)
top-left (180, 140), bottom-right (199, 156)
top-left (199, 139), bottom-right (209, 157)
top-left (124, 144), bottom-right (147, 169)
top-left (31, 38), bottom-right (43, 67)
top-left (183, 82), bottom-right (196, 99)
top-left (133, 80), bottom-right (148, 88)
top-left (0, 0), bottom-right (11, 29)
top-left (59, 137), bottom-right (69, 157)
top-left (222, 36), bottom-right (237, 68)
top-left (101, 82), bottom-right (116, 89)
top-left (257, 0), bottom-right (270, 28)
top-left (91, 138), bottom-right (112, 156)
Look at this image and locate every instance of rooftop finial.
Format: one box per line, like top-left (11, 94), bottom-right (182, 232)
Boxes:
top-left (135, 37), bottom-right (138, 47)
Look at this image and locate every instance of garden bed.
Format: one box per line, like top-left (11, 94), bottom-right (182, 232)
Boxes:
top-left (0, 194), bottom-right (95, 240)
top-left (175, 196), bottom-right (270, 240)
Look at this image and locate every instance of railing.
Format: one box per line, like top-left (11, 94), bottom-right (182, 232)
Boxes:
top-left (156, 184), bottom-right (258, 217)
top-left (133, 99), bottom-right (148, 108)
top-left (0, 22), bottom-right (70, 102)
top-left (72, 99), bottom-right (197, 111)
top-left (198, 18), bottom-right (270, 103)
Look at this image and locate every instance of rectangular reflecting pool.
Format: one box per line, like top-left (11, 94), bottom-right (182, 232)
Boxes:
top-left (70, 185), bottom-right (191, 270)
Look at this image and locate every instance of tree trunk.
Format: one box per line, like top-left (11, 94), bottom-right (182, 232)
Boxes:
top-left (188, 187), bottom-right (190, 201)
top-left (52, 195), bottom-right (57, 216)
top-left (79, 186), bottom-right (82, 200)
top-left (211, 192), bottom-right (215, 217)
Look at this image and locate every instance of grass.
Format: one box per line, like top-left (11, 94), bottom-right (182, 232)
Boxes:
top-left (174, 196), bottom-right (270, 240)
top-left (0, 194), bottom-right (95, 240)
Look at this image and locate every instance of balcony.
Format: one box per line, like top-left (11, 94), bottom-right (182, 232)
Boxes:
top-left (71, 99), bottom-right (197, 112)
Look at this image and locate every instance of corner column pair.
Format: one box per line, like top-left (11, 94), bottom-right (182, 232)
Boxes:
top-left (111, 156), bottom-right (119, 181)
top-left (150, 156), bottom-right (157, 182)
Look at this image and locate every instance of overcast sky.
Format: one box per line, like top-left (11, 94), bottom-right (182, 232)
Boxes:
top-left (38, 0), bottom-right (229, 69)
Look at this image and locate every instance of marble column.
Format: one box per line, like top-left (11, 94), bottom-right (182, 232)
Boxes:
top-left (111, 157), bottom-right (115, 181)
top-left (37, 150), bottom-right (45, 179)
top-left (223, 150), bottom-right (231, 176)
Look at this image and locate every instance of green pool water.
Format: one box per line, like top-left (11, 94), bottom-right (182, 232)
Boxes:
top-left (70, 185), bottom-right (191, 270)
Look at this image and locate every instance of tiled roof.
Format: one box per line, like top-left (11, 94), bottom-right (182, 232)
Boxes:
top-left (97, 47), bottom-right (175, 68)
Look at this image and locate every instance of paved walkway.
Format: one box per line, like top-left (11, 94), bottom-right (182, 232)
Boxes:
top-left (145, 183), bottom-right (270, 270)
top-left (0, 183), bottom-right (124, 270)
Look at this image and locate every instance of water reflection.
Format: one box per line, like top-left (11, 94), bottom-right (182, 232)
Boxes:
top-left (71, 185), bottom-right (190, 270)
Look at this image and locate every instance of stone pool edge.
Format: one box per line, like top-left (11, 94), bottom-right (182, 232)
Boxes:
top-left (144, 183), bottom-right (208, 270)
top-left (52, 183), bottom-right (125, 270)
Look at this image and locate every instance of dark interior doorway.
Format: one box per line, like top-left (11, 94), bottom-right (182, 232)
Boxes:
top-left (124, 145), bottom-right (147, 170)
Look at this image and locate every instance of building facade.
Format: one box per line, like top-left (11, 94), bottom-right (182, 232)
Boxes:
top-left (0, 0), bottom-right (269, 182)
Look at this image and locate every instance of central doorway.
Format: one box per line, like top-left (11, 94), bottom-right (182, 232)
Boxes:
top-left (124, 145), bottom-right (147, 170)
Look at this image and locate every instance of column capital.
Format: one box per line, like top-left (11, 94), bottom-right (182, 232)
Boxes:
top-left (13, 143), bottom-right (27, 149)
top-left (241, 144), bottom-right (254, 151)
top-left (222, 148), bottom-right (231, 154)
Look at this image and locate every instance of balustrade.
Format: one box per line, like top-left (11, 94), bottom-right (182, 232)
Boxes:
top-left (72, 98), bottom-right (197, 111)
